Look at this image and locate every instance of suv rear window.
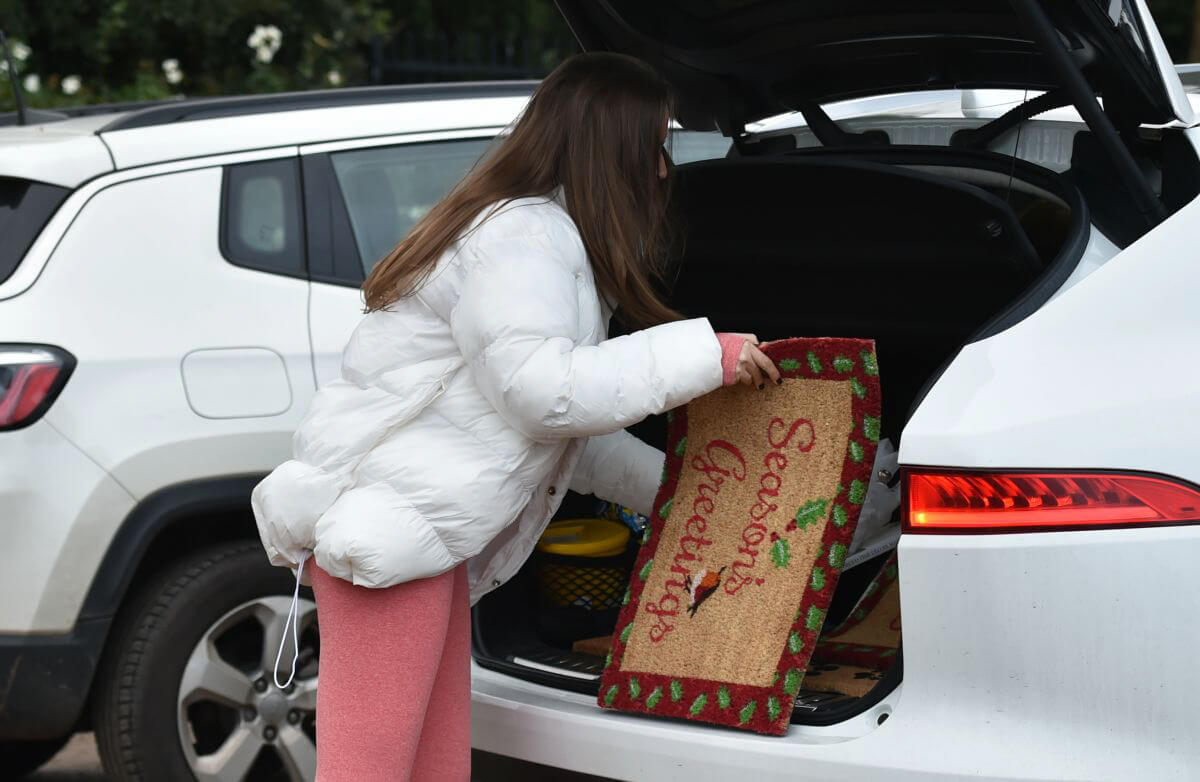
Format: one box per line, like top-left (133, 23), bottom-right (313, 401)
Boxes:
top-left (0, 177), bottom-right (70, 285)
top-left (220, 158), bottom-right (305, 277)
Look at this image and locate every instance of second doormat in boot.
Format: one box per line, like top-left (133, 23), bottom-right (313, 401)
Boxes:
top-left (598, 337), bottom-right (881, 735)
top-left (806, 552), bottom-right (901, 697)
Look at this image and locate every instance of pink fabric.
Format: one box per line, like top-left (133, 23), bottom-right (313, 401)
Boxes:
top-left (311, 563), bottom-right (471, 782)
top-left (715, 332), bottom-right (747, 386)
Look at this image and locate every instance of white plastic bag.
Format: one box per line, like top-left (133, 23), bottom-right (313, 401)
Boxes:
top-left (845, 437), bottom-right (901, 569)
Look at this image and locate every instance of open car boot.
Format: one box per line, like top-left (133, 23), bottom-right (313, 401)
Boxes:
top-left (473, 138), bottom-right (1083, 725)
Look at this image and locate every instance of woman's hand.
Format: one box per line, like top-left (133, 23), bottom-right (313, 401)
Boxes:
top-left (716, 332), bottom-right (782, 390)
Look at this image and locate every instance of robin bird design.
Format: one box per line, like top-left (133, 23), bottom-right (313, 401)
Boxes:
top-left (685, 566), bottom-right (726, 617)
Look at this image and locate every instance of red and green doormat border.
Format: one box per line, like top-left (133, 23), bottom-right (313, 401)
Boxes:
top-left (598, 337), bottom-right (882, 735)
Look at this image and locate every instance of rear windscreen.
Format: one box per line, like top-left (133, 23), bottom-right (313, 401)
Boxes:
top-left (0, 177), bottom-right (70, 285)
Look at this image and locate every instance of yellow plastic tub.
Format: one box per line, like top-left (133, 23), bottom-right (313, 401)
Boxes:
top-left (535, 519), bottom-right (631, 609)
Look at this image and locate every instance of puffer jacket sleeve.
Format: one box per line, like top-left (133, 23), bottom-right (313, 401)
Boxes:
top-left (450, 230), bottom-right (723, 442)
top-left (569, 430), bottom-right (666, 518)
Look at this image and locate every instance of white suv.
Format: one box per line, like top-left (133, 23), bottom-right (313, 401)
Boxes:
top-left (0, 81), bottom-right (734, 780)
top-left (4, 1), bottom-right (1200, 780)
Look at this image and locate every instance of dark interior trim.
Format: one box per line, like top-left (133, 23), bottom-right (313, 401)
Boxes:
top-left (1008, 0), bottom-right (1165, 228)
top-left (784, 145), bottom-right (1090, 341)
top-left (301, 152), bottom-right (366, 287)
top-left (781, 146), bottom-right (1089, 423)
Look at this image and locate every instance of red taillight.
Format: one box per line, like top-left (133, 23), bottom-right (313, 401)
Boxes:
top-left (0, 345), bottom-right (75, 430)
top-left (904, 470), bottom-right (1200, 533)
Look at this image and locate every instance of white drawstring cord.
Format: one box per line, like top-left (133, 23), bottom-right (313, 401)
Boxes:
top-left (273, 550), bottom-right (311, 690)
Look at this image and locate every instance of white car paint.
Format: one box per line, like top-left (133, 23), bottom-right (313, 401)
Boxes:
top-left (468, 148), bottom-right (1200, 781)
top-left (0, 113), bottom-right (114, 187)
top-left (902, 132), bottom-right (1200, 479)
top-left (3, 72), bottom-right (1199, 780)
top-left (100, 95), bottom-right (530, 169)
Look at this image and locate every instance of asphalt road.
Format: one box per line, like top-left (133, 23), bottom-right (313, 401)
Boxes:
top-left (33, 732), bottom-right (612, 782)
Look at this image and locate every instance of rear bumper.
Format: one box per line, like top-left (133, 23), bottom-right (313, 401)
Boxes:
top-left (473, 527), bottom-right (1200, 780)
top-left (471, 663), bottom-right (911, 781)
top-left (0, 419), bottom-right (135, 632)
top-left (474, 661), bottom-right (1197, 781)
top-left (0, 619), bottom-right (108, 740)
top-left (0, 420), bottom-right (131, 739)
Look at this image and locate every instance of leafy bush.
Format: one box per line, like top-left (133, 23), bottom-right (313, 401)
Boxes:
top-left (0, 0), bottom-right (570, 111)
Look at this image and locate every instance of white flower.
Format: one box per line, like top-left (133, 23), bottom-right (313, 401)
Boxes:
top-left (11, 41), bottom-right (30, 62)
top-left (162, 58), bottom-right (183, 85)
top-left (61, 75), bottom-right (81, 95)
top-left (247, 24), bottom-right (282, 64)
top-left (22, 73), bottom-right (39, 93)
top-left (326, 69), bottom-right (342, 86)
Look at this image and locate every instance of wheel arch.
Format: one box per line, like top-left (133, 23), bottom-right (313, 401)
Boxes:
top-left (3, 474), bottom-right (267, 741)
top-left (80, 473), bottom-right (268, 626)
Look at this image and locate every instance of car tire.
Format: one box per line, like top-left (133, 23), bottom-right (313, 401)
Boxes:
top-left (94, 540), bottom-right (319, 782)
top-left (2, 735), bottom-right (71, 779)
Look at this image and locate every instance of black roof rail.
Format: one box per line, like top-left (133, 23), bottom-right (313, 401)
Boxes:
top-left (0, 96), bottom-right (189, 127)
top-left (98, 81), bottom-right (538, 133)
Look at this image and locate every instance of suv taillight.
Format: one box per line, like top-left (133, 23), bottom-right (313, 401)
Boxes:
top-left (0, 345), bottom-right (75, 430)
top-left (904, 470), bottom-right (1200, 533)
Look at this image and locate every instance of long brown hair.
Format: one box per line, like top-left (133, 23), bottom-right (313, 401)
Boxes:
top-left (362, 52), bottom-right (683, 328)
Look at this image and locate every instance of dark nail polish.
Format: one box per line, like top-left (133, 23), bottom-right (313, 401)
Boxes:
top-left (758, 383), bottom-right (764, 390)
top-left (775, 378), bottom-right (783, 385)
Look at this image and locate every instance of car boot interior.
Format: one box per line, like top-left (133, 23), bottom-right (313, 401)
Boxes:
top-left (472, 147), bottom-right (1087, 724)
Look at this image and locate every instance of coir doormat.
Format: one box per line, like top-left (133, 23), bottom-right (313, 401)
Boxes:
top-left (811, 551), bottom-right (901, 672)
top-left (806, 552), bottom-right (901, 698)
top-left (598, 338), bottom-right (881, 735)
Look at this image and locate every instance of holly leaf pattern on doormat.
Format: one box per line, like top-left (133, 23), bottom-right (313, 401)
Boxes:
top-left (597, 337), bottom-right (882, 736)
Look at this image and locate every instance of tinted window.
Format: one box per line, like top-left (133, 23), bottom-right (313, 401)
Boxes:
top-left (221, 158), bottom-right (304, 276)
top-left (330, 139), bottom-right (492, 274)
top-left (0, 177), bottom-right (69, 285)
top-left (670, 129), bottom-right (731, 164)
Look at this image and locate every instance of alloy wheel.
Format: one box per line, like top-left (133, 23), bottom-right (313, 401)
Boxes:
top-left (176, 595), bottom-right (319, 781)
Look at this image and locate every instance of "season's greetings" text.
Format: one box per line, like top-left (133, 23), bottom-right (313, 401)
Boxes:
top-left (643, 416), bottom-right (816, 643)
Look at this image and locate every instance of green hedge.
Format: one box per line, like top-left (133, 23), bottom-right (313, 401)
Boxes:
top-left (0, 0), bottom-right (569, 111)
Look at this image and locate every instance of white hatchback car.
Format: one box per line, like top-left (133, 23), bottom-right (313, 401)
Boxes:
top-left (4, 1), bottom-right (1200, 780)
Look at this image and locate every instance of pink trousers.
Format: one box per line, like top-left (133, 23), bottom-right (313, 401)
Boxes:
top-left (311, 563), bottom-right (471, 782)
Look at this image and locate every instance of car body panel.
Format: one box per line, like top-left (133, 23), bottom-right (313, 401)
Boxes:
top-left (0, 147), bottom-right (299, 302)
top-left (99, 95), bottom-right (529, 170)
top-left (0, 419), bottom-right (134, 632)
top-left (474, 526), bottom-right (1200, 782)
top-left (0, 42), bottom-right (1196, 773)
top-left (19, 166), bottom-right (314, 501)
top-left (902, 135), bottom-right (1200, 484)
top-left (0, 114), bottom-right (115, 188)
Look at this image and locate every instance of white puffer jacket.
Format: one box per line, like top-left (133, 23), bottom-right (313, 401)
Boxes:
top-left (251, 189), bottom-right (724, 604)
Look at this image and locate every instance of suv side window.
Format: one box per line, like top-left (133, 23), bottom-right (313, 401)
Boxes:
top-left (220, 158), bottom-right (305, 277)
top-left (328, 139), bottom-right (492, 275)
